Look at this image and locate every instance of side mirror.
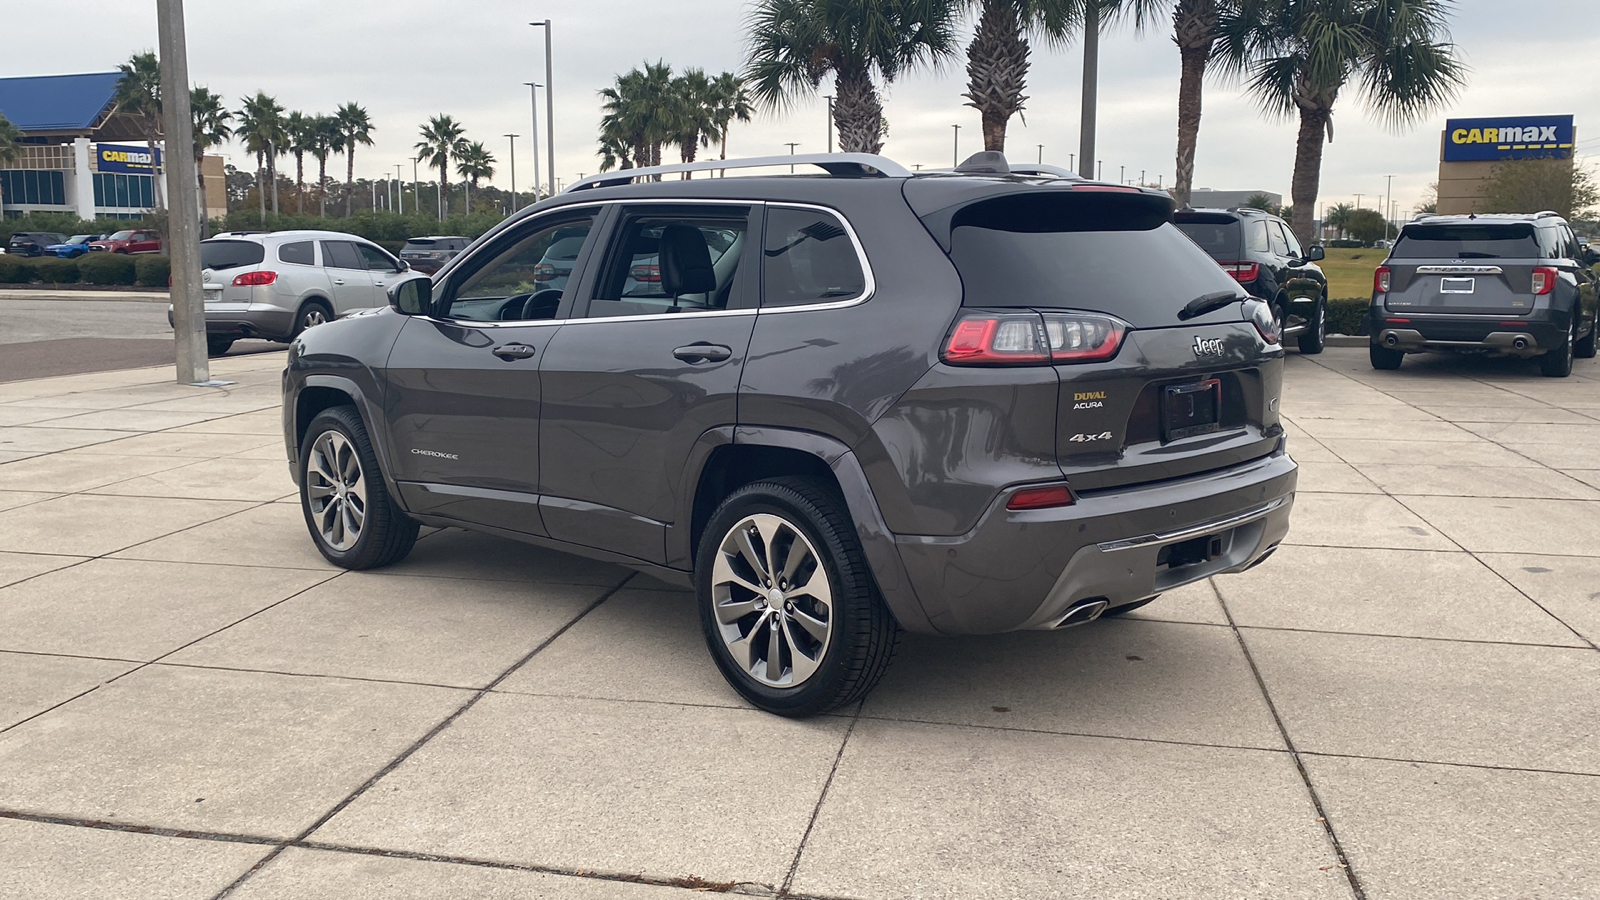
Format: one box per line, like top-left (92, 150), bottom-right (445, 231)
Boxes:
top-left (1306, 245), bottom-right (1326, 262)
top-left (389, 277), bottom-right (431, 315)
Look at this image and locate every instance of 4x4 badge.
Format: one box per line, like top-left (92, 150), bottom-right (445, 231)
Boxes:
top-left (1193, 336), bottom-right (1225, 357)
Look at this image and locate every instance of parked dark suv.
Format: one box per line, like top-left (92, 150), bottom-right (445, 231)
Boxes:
top-left (399, 235), bottom-right (470, 274)
top-left (1174, 207), bottom-right (1328, 353)
top-left (282, 154), bottom-right (1297, 716)
top-left (1370, 213), bottom-right (1599, 376)
top-left (6, 232), bottom-right (67, 257)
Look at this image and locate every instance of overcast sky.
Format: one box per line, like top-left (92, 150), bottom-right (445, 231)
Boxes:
top-left (7, 0), bottom-right (1598, 216)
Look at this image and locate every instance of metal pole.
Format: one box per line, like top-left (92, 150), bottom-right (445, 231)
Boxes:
top-left (1037, 144), bottom-right (1044, 164)
top-left (1079, 0), bottom-right (1099, 179)
top-left (531, 20), bottom-right (554, 196)
top-left (505, 134), bottom-right (518, 209)
top-left (785, 142), bottom-right (800, 173)
top-left (526, 82), bottom-right (542, 201)
top-left (371, 180), bottom-right (376, 210)
top-left (1384, 174), bottom-right (1394, 240)
top-left (1120, 165), bottom-right (1125, 185)
top-left (1097, 160), bottom-right (1103, 180)
top-left (156, 0), bottom-right (209, 384)
top-left (396, 164), bottom-right (403, 214)
top-left (824, 95), bottom-right (834, 153)
top-left (952, 124), bottom-right (960, 167)
top-left (1355, 193), bottom-right (1362, 209)
top-left (412, 158), bottom-right (419, 216)
top-left (1069, 152), bottom-right (1075, 172)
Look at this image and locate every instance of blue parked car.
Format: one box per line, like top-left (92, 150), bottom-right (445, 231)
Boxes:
top-left (46, 234), bottom-right (105, 258)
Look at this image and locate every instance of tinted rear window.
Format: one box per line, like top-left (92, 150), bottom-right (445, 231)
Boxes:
top-left (200, 240), bottom-right (265, 270)
top-left (1174, 215), bottom-right (1240, 259)
top-left (401, 240), bottom-right (436, 252)
top-left (762, 206), bottom-right (867, 307)
top-left (1391, 224), bottom-right (1537, 259)
top-left (947, 194), bottom-right (1241, 327)
top-left (278, 241), bottom-right (315, 265)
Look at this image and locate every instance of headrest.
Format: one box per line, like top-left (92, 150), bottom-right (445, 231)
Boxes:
top-left (658, 224), bottom-right (716, 296)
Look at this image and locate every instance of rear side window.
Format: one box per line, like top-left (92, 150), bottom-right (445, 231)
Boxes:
top-left (1390, 224), bottom-right (1537, 259)
top-left (321, 241), bottom-right (365, 270)
top-left (278, 241), bottom-right (315, 265)
top-left (200, 240), bottom-right (265, 270)
top-left (1535, 226), bottom-right (1566, 260)
top-left (762, 207), bottom-right (867, 307)
top-left (946, 192), bottom-right (1241, 328)
top-left (1173, 215), bottom-right (1240, 259)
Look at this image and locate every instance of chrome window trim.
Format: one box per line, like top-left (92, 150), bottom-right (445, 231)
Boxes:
top-left (756, 201), bottom-right (877, 315)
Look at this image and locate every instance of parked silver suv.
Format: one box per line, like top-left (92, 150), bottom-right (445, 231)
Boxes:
top-left (186, 231), bottom-right (412, 356)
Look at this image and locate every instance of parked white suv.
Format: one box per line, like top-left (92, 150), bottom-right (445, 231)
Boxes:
top-left (181, 231), bottom-right (415, 356)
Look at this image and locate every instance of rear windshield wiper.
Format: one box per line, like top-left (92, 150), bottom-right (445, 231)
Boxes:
top-left (1177, 290), bottom-right (1247, 321)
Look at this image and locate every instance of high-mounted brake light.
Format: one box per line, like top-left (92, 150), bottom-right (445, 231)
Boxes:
top-left (942, 311), bottom-right (1126, 366)
top-left (1532, 267), bottom-right (1557, 295)
top-left (232, 270), bottom-right (277, 286)
top-left (1374, 266), bottom-right (1392, 293)
top-left (1221, 261), bottom-right (1259, 283)
top-left (1007, 484), bottom-right (1076, 510)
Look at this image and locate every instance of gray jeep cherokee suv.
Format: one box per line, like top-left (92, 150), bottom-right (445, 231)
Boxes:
top-left (281, 153), bottom-right (1297, 716)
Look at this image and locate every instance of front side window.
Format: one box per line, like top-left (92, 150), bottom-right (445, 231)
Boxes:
top-left (589, 206), bottom-right (752, 317)
top-left (1266, 221), bottom-right (1291, 257)
top-left (762, 207), bottom-right (866, 307)
top-left (356, 243), bottom-right (400, 271)
top-left (443, 212), bottom-right (598, 322)
top-left (1279, 222), bottom-right (1304, 258)
top-left (278, 241), bottom-right (315, 266)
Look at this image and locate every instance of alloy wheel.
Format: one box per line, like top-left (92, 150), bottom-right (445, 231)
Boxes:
top-left (303, 308), bottom-right (328, 329)
top-left (710, 513), bottom-right (834, 687)
top-left (305, 430), bottom-right (366, 551)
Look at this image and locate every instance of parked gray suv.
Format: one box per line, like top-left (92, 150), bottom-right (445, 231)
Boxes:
top-left (282, 154), bottom-right (1298, 716)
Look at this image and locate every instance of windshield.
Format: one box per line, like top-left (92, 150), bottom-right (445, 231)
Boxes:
top-left (108, 230), bottom-right (136, 241)
top-left (200, 240), bottom-right (266, 271)
top-left (1391, 224), bottom-right (1538, 259)
top-left (66, 235), bottom-right (93, 244)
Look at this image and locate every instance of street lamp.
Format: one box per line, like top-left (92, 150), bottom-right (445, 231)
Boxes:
top-left (952, 124), bottom-right (960, 167)
top-left (530, 21), bottom-right (554, 195)
top-left (823, 95), bottom-right (834, 153)
top-left (525, 82), bottom-right (543, 201)
top-left (505, 133), bottom-right (519, 208)
top-left (395, 164), bottom-right (402, 214)
top-left (1037, 144), bottom-right (1044, 164)
top-left (785, 142), bottom-right (800, 173)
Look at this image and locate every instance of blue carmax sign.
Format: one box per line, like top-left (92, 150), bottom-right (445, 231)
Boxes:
top-left (96, 143), bottom-right (161, 174)
top-left (1442, 115), bottom-right (1575, 162)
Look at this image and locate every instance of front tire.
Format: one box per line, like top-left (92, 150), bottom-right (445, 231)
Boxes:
top-left (1298, 294), bottom-right (1327, 354)
top-left (1370, 343), bottom-right (1404, 370)
top-left (696, 477), bottom-right (899, 717)
top-left (1540, 315), bottom-right (1575, 378)
top-left (298, 406), bottom-right (418, 569)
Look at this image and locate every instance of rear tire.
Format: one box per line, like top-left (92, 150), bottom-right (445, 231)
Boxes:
top-left (1298, 294), bottom-right (1327, 355)
top-left (292, 300), bottom-right (333, 338)
top-left (298, 406), bottom-right (418, 569)
top-left (206, 336), bottom-right (234, 357)
top-left (1575, 310), bottom-right (1597, 359)
top-left (696, 476), bottom-right (900, 717)
top-left (1369, 343), bottom-right (1404, 370)
top-left (1540, 315), bottom-right (1575, 377)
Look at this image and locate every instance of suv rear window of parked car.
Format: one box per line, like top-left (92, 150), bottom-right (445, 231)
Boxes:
top-left (1390, 224), bottom-right (1537, 259)
top-left (279, 241), bottom-right (315, 266)
top-left (201, 240), bottom-right (266, 270)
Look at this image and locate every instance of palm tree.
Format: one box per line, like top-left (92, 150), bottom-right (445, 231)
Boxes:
top-left (599, 62), bottom-right (680, 171)
top-left (190, 87), bottom-right (233, 234)
top-left (744, 0), bottom-right (960, 154)
top-left (0, 113), bottom-right (22, 165)
top-left (335, 103), bottom-right (375, 218)
top-left (962, 0), bottom-right (1082, 152)
top-left (1323, 201), bottom-right (1355, 239)
top-left (455, 140), bottom-right (496, 213)
top-left (310, 115), bottom-right (341, 217)
top-left (597, 132), bottom-right (634, 172)
top-left (115, 51), bottom-right (164, 210)
top-left (235, 91), bottom-right (286, 222)
top-left (285, 111), bottom-right (317, 215)
top-left (1217, 0), bottom-right (1466, 246)
top-left (709, 72), bottom-right (755, 160)
top-left (416, 114), bottom-right (467, 220)
top-left (670, 69), bottom-right (722, 173)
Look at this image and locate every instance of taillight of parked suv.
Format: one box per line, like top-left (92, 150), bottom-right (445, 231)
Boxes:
top-left (1532, 267), bottom-right (1557, 295)
top-left (942, 310), bottom-right (1127, 365)
top-left (232, 270), bottom-right (277, 286)
top-left (1221, 261), bottom-right (1260, 283)
top-left (1374, 266), bottom-right (1391, 293)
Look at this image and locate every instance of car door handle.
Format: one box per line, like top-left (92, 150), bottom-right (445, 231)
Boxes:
top-left (492, 343), bottom-right (537, 361)
top-left (332, 278), bottom-right (346, 285)
top-left (673, 343), bottom-right (732, 363)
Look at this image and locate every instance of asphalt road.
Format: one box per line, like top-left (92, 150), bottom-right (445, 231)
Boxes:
top-left (0, 294), bottom-right (281, 382)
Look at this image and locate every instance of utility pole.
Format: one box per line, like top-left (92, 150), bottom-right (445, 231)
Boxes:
top-left (526, 83), bottom-right (542, 201)
top-left (530, 21), bottom-right (554, 195)
top-left (824, 95), bottom-right (834, 153)
top-left (785, 142), bottom-right (800, 173)
top-left (952, 124), bottom-right (960, 167)
top-left (1078, 0), bottom-right (1099, 179)
top-left (395, 164), bottom-right (403, 214)
top-left (156, 0), bottom-right (209, 384)
top-left (505, 133), bottom-right (518, 208)
top-left (1384, 174), bottom-right (1394, 240)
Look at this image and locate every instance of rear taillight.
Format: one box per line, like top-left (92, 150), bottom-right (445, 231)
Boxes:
top-left (1221, 261), bottom-right (1259, 283)
top-left (942, 311), bottom-right (1126, 366)
top-left (1246, 300), bottom-right (1279, 344)
top-left (1374, 266), bottom-right (1392, 293)
top-left (629, 263), bottom-right (661, 282)
top-left (533, 263), bottom-right (556, 282)
top-left (232, 270), bottom-right (276, 286)
top-left (1532, 267), bottom-right (1557, 295)
top-left (1006, 484), bottom-right (1076, 511)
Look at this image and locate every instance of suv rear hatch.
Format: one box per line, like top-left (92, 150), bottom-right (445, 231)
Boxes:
top-left (1381, 223), bottom-right (1542, 315)
top-left (909, 183), bottom-right (1283, 492)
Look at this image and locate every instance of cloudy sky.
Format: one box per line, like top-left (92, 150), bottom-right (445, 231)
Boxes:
top-left (7, 0), bottom-right (1598, 216)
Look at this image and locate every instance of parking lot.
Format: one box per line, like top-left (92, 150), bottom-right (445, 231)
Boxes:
top-left (0, 345), bottom-right (1597, 900)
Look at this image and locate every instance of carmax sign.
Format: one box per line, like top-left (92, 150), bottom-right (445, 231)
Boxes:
top-left (97, 143), bottom-right (162, 174)
top-left (1442, 115), bottom-right (1574, 162)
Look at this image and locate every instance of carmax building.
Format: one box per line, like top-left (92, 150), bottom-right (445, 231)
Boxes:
top-left (1436, 114), bottom-right (1577, 215)
top-left (0, 72), bottom-right (225, 220)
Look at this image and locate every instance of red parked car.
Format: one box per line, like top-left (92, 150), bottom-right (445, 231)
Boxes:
top-left (90, 229), bottom-right (164, 254)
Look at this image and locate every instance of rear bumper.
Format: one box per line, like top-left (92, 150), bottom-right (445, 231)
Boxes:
top-left (892, 450), bottom-right (1297, 635)
top-left (166, 303), bottom-right (296, 341)
top-left (1369, 308), bottom-right (1570, 357)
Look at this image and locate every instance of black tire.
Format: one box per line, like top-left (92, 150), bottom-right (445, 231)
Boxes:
top-left (1298, 294), bottom-right (1327, 355)
top-left (292, 300), bottom-right (333, 338)
top-left (1370, 343), bottom-right (1404, 370)
top-left (1100, 595), bottom-right (1160, 618)
top-left (696, 476), bottom-right (900, 717)
top-left (298, 405), bottom-right (418, 569)
top-left (1540, 314), bottom-right (1575, 378)
top-left (206, 336), bottom-right (235, 357)
top-left (1574, 309), bottom-right (1597, 359)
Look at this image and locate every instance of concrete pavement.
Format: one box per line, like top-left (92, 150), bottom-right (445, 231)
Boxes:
top-left (0, 346), bottom-right (1597, 899)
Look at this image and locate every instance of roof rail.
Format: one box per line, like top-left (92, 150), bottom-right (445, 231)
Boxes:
top-left (566, 153), bottom-right (913, 192)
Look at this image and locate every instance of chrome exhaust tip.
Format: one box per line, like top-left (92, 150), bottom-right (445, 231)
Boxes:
top-left (1512, 337), bottom-right (1528, 351)
top-left (1384, 333), bottom-right (1400, 346)
top-left (1053, 599), bottom-right (1110, 629)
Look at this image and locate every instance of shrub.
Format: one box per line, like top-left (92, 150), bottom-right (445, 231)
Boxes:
top-left (1326, 238), bottom-right (1365, 249)
top-left (77, 253), bottom-right (138, 285)
top-left (30, 257), bottom-right (80, 284)
top-left (135, 255), bottom-right (171, 287)
top-left (0, 256), bottom-right (33, 283)
top-left (1327, 297), bottom-right (1370, 336)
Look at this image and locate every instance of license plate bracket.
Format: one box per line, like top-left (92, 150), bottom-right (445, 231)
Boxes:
top-left (1162, 378), bottom-right (1221, 442)
top-left (1440, 277), bottom-right (1476, 294)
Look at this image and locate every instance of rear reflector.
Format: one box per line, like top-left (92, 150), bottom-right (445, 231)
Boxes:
top-left (1374, 266), bottom-right (1392, 293)
top-left (943, 311), bottom-right (1126, 366)
top-left (1007, 484), bottom-right (1076, 510)
top-left (1221, 261), bottom-right (1259, 283)
top-left (232, 270), bottom-right (276, 286)
top-left (1385, 318), bottom-right (1410, 324)
top-left (1532, 267), bottom-right (1556, 295)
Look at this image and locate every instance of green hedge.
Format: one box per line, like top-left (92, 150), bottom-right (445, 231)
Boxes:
top-left (135, 255), bottom-right (171, 287)
top-left (30, 257), bottom-right (80, 284)
top-left (77, 253), bottom-right (138, 286)
top-left (1328, 297), bottom-right (1370, 336)
top-left (0, 256), bottom-right (32, 283)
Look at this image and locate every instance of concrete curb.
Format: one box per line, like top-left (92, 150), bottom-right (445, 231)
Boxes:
top-left (1326, 334), bottom-right (1368, 347)
top-left (0, 289), bottom-right (170, 304)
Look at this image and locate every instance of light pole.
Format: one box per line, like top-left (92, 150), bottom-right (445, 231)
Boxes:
top-left (952, 124), bottom-right (960, 167)
top-left (1037, 144), bottom-right (1044, 164)
top-left (1354, 192), bottom-right (1363, 210)
top-left (1079, 0), bottom-right (1100, 179)
top-left (823, 95), bottom-right (834, 152)
top-left (156, 0), bottom-right (208, 384)
top-left (1384, 174), bottom-right (1394, 241)
top-left (1097, 160), bottom-right (1103, 181)
top-left (1069, 152), bottom-right (1075, 172)
top-left (395, 164), bottom-right (403, 214)
top-left (530, 21), bottom-right (554, 195)
top-left (525, 82), bottom-right (543, 201)
top-left (785, 142), bottom-right (800, 173)
top-left (505, 133), bottom-right (519, 208)
top-left (1120, 164), bottom-right (1125, 185)
top-left (412, 158), bottom-right (419, 217)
